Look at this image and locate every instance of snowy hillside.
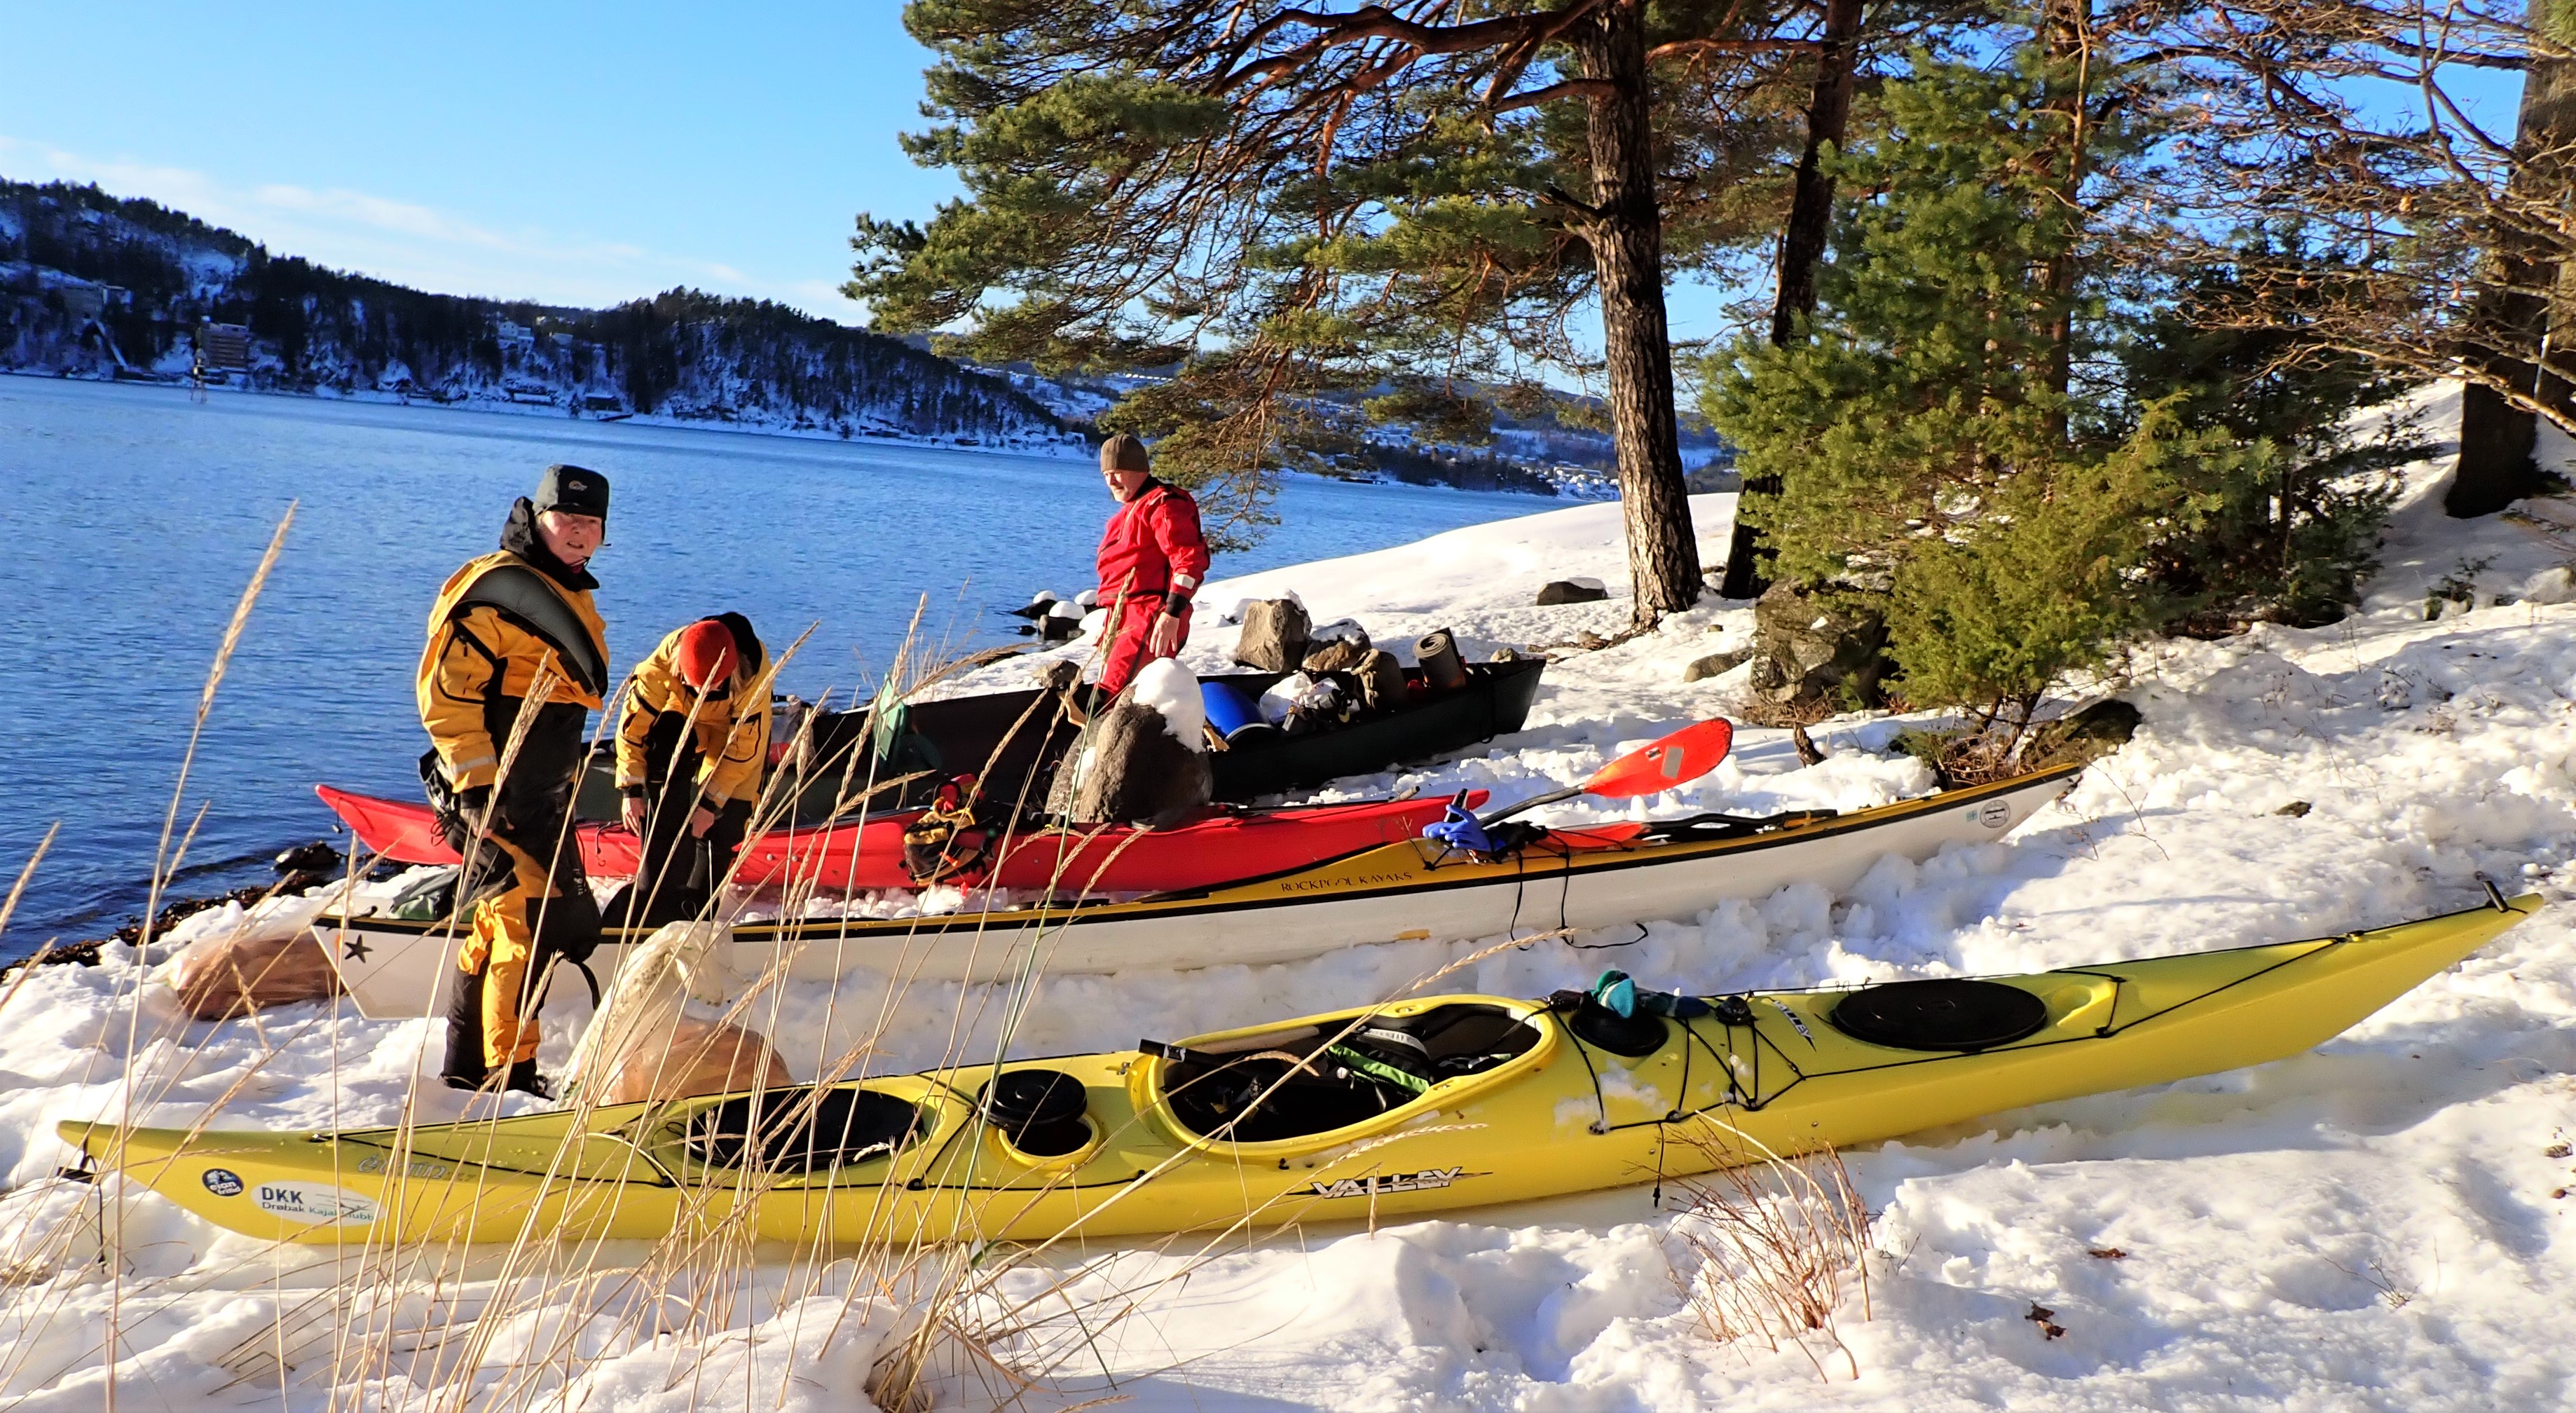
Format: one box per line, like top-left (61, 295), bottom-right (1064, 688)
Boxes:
top-left (0, 179), bottom-right (1075, 449)
top-left (1, 386), bottom-right (2574, 1408)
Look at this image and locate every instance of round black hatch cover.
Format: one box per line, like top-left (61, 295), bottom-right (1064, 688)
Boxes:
top-left (1829, 979), bottom-right (2048, 1052)
top-left (982, 1069), bottom-right (1088, 1127)
top-left (980, 1069), bottom-right (1092, 1156)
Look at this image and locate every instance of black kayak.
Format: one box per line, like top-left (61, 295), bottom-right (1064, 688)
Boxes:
top-left (576, 657), bottom-right (1544, 820)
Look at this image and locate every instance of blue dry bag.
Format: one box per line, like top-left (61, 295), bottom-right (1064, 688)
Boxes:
top-left (1200, 680), bottom-right (1278, 744)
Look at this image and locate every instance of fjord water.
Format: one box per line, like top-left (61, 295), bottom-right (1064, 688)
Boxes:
top-left (0, 375), bottom-right (1546, 951)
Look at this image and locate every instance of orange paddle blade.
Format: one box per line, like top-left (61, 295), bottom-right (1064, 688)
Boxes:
top-left (1583, 718), bottom-right (1734, 798)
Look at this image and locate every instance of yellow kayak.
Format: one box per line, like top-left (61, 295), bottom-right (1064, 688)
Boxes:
top-left (64, 892), bottom-right (2536, 1246)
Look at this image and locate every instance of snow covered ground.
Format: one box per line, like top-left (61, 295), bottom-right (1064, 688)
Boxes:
top-left (4, 386), bottom-right (2576, 1408)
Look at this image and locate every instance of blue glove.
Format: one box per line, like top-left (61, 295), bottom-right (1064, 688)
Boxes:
top-left (1420, 793), bottom-right (1501, 855)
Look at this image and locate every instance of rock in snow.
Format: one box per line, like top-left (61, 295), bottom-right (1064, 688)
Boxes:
top-left (7, 384), bottom-right (2576, 1409)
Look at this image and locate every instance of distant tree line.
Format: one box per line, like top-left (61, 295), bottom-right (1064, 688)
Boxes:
top-left (0, 179), bottom-right (1066, 442)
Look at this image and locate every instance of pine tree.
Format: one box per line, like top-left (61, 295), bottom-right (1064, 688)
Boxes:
top-left (1704, 43), bottom-right (2256, 742)
top-left (2120, 233), bottom-right (2423, 628)
top-left (849, 0), bottom-right (1845, 605)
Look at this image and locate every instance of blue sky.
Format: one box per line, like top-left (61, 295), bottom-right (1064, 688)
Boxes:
top-left (0, 4), bottom-right (2521, 352)
top-left (0, 2), bottom-right (956, 320)
top-left (0, 1), bottom-right (1736, 349)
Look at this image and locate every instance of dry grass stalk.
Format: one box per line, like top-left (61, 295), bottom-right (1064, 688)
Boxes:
top-left (1666, 1128), bottom-right (1873, 1381)
top-left (0, 823), bottom-right (57, 950)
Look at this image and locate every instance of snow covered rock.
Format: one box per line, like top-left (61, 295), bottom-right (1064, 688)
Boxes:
top-left (1063, 663), bottom-right (1215, 826)
top-left (1130, 657), bottom-right (1208, 750)
top-left (1301, 620), bottom-right (1373, 674)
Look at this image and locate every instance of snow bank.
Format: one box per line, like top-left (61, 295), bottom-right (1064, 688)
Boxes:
top-left (6, 390), bottom-right (2576, 1407)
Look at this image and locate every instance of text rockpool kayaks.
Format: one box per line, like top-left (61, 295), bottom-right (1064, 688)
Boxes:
top-left (68, 891), bottom-right (2537, 1245)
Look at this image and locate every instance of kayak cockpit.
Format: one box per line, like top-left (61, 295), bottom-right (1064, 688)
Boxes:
top-left (1153, 1001), bottom-right (1551, 1147)
top-left (681, 1086), bottom-right (933, 1173)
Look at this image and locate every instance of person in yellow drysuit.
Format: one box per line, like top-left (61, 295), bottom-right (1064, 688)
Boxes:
top-left (416, 464), bottom-right (611, 1094)
top-left (609, 614), bottom-right (770, 928)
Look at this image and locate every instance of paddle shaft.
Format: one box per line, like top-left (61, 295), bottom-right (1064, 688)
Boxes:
top-left (1477, 785), bottom-right (1582, 827)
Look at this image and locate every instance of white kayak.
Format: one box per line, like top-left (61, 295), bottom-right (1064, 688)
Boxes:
top-left (317, 765), bottom-right (2080, 1018)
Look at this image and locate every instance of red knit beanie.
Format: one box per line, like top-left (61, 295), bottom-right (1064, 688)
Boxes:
top-left (676, 619), bottom-right (737, 690)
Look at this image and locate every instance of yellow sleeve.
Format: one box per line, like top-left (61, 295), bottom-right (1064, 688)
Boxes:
top-left (704, 695), bottom-right (772, 807)
top-left (419, 608), bottom-right (505, 791)
top-left (615, 643), bottom-right (680, 790)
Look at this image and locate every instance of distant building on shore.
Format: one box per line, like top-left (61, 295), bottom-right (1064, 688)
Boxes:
top-left (194, 321), bottom-right (252, 372)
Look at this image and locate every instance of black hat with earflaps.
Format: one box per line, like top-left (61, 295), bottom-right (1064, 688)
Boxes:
top-left (533, 463), bottom-right (610, 525)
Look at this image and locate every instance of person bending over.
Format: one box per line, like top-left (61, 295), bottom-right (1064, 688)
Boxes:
top-left (610, 614), bottom-right (769, 928)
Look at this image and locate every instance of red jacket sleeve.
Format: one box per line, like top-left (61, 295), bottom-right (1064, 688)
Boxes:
top-left (1151, 490), bottom-right (1210, 605)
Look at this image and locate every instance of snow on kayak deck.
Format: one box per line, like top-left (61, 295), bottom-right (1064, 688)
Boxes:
top-left (6, 385), bottom-right (2576, 1408)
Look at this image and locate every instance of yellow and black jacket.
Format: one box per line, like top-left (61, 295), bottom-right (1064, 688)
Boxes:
top-left (615, 615), bottom-right (770, 807)
top-left (416, 500), bottom-right (610, 836)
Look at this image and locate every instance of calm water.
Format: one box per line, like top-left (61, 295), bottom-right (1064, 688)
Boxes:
top-left (0, 375), bottom-right (1548, 950)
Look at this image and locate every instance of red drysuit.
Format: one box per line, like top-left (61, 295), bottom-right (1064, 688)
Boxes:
top-left (1094, 478), bottom-right (1211, 695)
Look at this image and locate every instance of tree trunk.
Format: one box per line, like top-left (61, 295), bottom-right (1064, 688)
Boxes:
top-left (2453, 381), bottom-right (2540, 517)
top-left (1579, 0), bottom-right (1701, 628)
top-left (2034, 0), bottom-right (2093, 449)
top-left (1767, 0), bottom-right (1865, 350)
top-left (1718, 0), bottom-right (1865, 602)
top-left (2453, 2), bottom-right (2576, 516)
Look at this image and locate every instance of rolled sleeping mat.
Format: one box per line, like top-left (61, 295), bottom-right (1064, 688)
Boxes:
top-left (1200, 678), bottom-right (1281, 745)
top-left (1416, 629), bottom-right (1468, 692)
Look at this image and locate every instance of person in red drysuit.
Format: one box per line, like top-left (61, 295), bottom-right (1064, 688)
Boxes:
top-left (1091, 432), bottom-right (1210, 697)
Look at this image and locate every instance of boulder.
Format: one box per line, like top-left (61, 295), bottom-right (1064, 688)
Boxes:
top-left (1065, 696), bottom-right (1214, 826)
top-left (1038, 601), bottom-right (1085, 642)
top-left (169, 929), bottom-right (345, 1021)
top-left (1534, 578), bottom-right (1609, 606)
top-left (1301, 637), bottom-right (1370, 674)
top-left (1683, 648), bottom-right (1751, 683)
top-left (1746, 582), bottom-right (1890, 709)
top-left (598, 1016), bottom-right (792, 1104)
top-left (1310, 617), bottom-right (1371, 648)
top-left (1232, 599), bottom-right (1311, 671)
top-left (2025, 698), bottom-right (2143, 767)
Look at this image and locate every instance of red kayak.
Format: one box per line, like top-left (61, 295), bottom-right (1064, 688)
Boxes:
top-left (314, 785), bottom-right (1481, 895)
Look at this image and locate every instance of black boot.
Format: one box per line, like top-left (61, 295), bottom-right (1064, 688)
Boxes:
top-left (503, 1059), bottom-right (553, 1099)
top-left (441, 969), bottom-right (490, 1090)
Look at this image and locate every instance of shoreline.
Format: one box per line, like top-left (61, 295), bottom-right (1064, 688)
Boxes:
top-left (0, 368), bottom-right (1606, 497)
top-left (0, 364), bottom-right (1091, 461)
